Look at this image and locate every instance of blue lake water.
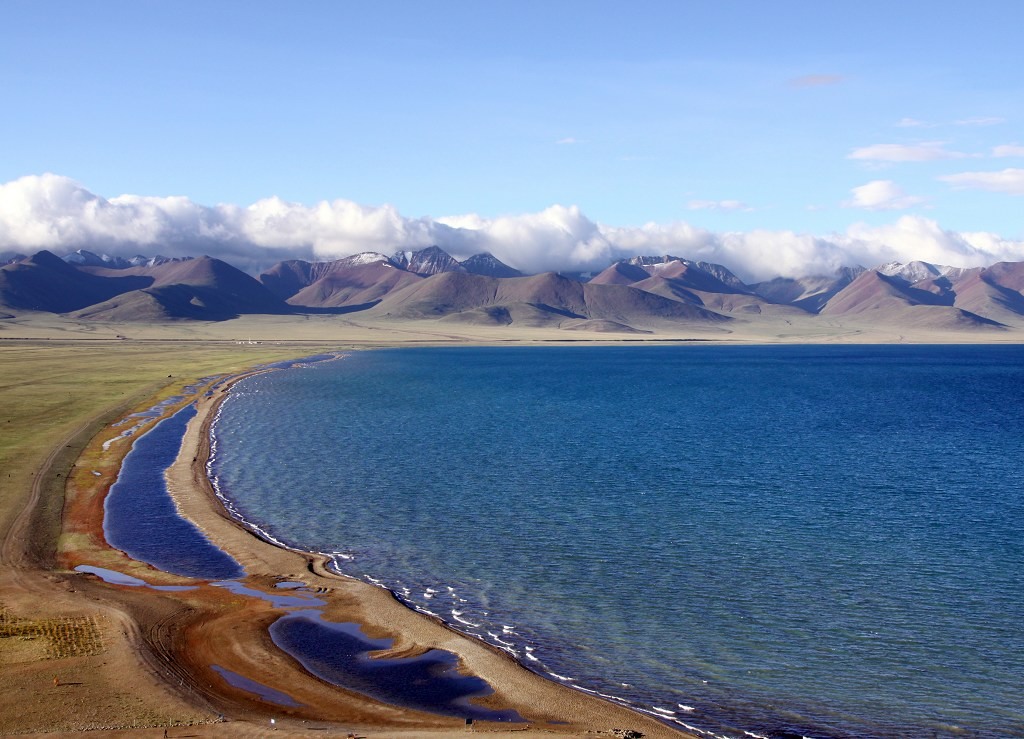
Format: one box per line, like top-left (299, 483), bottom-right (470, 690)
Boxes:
top-left (209, 345), bottom-right (1024, 738)
top-left (104, 403), bottom-right (244, 580)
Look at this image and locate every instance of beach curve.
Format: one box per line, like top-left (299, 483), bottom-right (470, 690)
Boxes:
top-left (82, 354), bottom-right (691, 737)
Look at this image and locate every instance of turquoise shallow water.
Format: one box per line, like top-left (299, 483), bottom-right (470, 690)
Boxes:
top-left (210, 345), bottom-right (1024, 738)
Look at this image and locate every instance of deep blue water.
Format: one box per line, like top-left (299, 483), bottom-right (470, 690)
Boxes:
top-left (269, 613), bottom-right (524, 722)
top-left (104, 403), bottom-right (244, 580)
top-left (210, 345), bottom-right (1024, 738)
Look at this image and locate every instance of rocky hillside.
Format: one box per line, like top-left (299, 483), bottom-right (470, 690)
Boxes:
top-left (3, 246), bottom-right (1023, 333)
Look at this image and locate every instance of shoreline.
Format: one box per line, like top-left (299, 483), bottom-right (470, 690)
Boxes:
top-left (119, 354), bottom-right (690, 736)
top-left (197, 355), bottom-right (703, 731)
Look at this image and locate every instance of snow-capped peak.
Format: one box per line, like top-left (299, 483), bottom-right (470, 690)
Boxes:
top-left (339, 252), bottom-right (390, 267)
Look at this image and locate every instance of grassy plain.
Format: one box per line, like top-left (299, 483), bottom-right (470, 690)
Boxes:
top-left (0, 341), bottom-right (328, 554)
top-left (0, 340), bottom-right (339, 734)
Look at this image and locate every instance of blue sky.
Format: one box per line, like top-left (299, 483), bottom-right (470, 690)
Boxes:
top-left (1, 1), bottom-right (1023, 278)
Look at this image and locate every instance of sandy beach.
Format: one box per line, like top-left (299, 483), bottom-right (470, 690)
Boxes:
top-left (1, 338), bottom-right (688, 738)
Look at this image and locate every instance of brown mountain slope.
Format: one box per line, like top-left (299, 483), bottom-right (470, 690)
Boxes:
top-left (366, 272), bottom-right (504, 319)
top-left (630, 274), bottom-right (805, 317)
top-left (260, 259), bottom-right (333, 300)
top-left (460, 252), bottom-right (523, 278)
top-left (598, 258), bottom-right (753, 296)
top-left (628, 256), bottom-right (751, 291)
top-left (71, 256), bottom-right (284, 320)
top-left (69, 285), bottom-right (215, 321)
top-left (287, 261), bottom-right (422, 308)
top-left (640, 260), bottom-right (751, 294)
top-left (628, 276), bottom-right (703, 306)
top-left (0, 251), bottom-right (151, 313)
top-left (405, 245), bottom-right (466, 276)
top-left (984, 261), bottom-right (1024, 293)
top-left (366, 271), bottom-right (729, 328)
top-left (589, 262), bottom-right (652, 285)
top-left (823, 271), bottom-right (938, 314)
top-left (821, 270), bottom-right (1004, 330)
top-left (595, 258), bottom-right (784, 317)
top-left (684, 290), bottom-right (804, 316)
top-left (259, 253), bottom-right (399, 300)
top-left (493, 273), bottom-right (590, 317)
top-left (950, 271), bottom-right (1024, 325)
top-left (580, 281), bottom-right (727, 323)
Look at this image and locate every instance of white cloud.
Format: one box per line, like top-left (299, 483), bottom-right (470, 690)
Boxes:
top-left (231, 195), bottom-right (445, 254)
top-left (896, 117), bottom-right (929, 128)
top-left (0, 174), bottom-right (219, 251)
top-left (992, 144), bottom-right (1024, 158)
top-left (686, 199), bottom-right (753, 212)
top-left (848, 141), bottom-right (967, 162)
top-left (842, 216), bottom-right (1024, 268)
top-left (437, 204), bottom-right (616, 274)
top-left (843, 180), bottom-right (927, 211)
top-left (555, 137), bottom-right (582, 145)
top-left (938, 168), bottom-right (1024, 195)
top-left (954, 116), bottom-right (1006, 127)
top-left (3, 174), bottom-right (1024, 283)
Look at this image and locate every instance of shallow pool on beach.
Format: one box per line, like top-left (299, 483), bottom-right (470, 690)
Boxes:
top-left (104, 402), bottom-right (244, 580)
top-left (209, 345), bottom-right (1024, 738)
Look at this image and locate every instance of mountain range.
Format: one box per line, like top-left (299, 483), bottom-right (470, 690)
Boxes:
top-left (2, 246), bottom-right (1024, 334)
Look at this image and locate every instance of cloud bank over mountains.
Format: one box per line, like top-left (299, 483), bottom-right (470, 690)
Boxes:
top-left (2, 174), bottom-right (1023, 283)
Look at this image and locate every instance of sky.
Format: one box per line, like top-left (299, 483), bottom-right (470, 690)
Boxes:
top-left (2, 1), bottom-right (1023, 280)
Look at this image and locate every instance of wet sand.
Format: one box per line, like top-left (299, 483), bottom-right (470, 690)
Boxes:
top-left (61, 360), bottom-right (689, 738)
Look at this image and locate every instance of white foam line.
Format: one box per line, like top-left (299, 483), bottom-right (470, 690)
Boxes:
top-left (674, 721), bottom-right (713, 736)
top-left (451, 611), bottom-right (480, 628)
top-left (572, 685), bottom-right (631, 704)
top-left (487, 631), bottom-right (515, 647)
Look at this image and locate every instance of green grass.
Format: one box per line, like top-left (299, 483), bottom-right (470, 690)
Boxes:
top-left (0, 341), bottom-right (342, 556)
